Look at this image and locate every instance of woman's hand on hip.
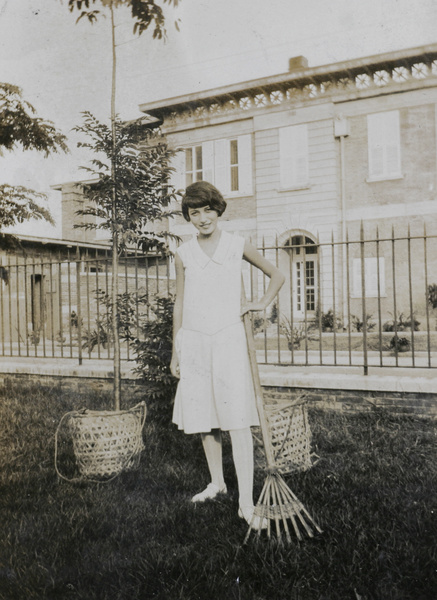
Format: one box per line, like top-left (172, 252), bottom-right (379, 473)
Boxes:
top-left (241, 301), bottom-right (266, 316)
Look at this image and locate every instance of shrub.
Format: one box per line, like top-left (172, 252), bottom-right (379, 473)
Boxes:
top-left (27, 327), bottom-right (40, 346)
top-left (383, 312), bottom-right (420, 332)
top-left (389, 335), bottom-right (411, 353)
top-left (252, 314), bottom-right (266, 334)
top-left (82, 319), bottom-right (112, 351)
top-left (280, 317), bottom-right (309, 349)
top-left (81, 290), bottom-right (136, 352)
top-left (269, 302), bottom-right (278, 324)
top-left (132, 295), bottom-right (177, 424)
top-left (351, 313), bottom-right (376, 332)
top-left (428, 284), bottom-right (437, 309)
top-left (312, 307), bottom-right (342, 332)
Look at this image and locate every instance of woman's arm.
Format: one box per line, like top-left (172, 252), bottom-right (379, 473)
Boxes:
top-left (170, 252), bottom-right (184, 378)
top-left (242, 239), bottom-right (285, 314)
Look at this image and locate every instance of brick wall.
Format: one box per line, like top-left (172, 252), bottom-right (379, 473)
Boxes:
top-left (0, 372), bottom-right (144, 397)
top-left (263, 386), bottom-right (437, 418)
top-left (1, 372), bottom-right (435, 418)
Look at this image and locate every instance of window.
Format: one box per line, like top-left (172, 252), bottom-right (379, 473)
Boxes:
top-left (296, 260), bottom-right (316, 312)
top-left (230, 139), bottom-right (239, 191)
top-left (171, 135), bottom-right (252, 196)
top-left (83, 263), bottom-right (104, 274)
top-left (352, 257), bottom-right (386, 297)
top-left (284, 235), bottom-right (318, 314)
top-left (279, 124), bottom-right (309, 189)
top-left (367, 111), bottom-right (401, 180)
top-left (185, 146), bottom-right (203, 186)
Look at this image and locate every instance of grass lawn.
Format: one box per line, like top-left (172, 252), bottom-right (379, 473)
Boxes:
top-left (1, 384), bottom-right (436, 600)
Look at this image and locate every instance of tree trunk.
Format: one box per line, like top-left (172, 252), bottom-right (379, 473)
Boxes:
top-left (110, 1), bottom-right (121, 411)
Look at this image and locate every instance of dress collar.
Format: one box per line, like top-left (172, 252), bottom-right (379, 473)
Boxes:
top-left (191, 230), bottom-right (231, 269)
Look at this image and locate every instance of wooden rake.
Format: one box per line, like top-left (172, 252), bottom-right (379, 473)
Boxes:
top-left (243, 312), bottom-right (322, 544)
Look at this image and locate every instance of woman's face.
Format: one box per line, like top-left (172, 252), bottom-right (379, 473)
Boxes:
top-left (187, 205), bottom-right (219, 236)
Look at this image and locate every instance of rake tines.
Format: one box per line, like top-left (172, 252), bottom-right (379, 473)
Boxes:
top-left (243, 310), bottom-right (322, 544)
top-left (243, 471), bottom-right (322, 544)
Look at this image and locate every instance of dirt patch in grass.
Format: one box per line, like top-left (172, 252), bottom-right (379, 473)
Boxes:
top-left (0, 384), bottom-right (436, 599)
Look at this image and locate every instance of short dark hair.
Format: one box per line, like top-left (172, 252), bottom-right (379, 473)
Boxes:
top-left (181, 181), bottom-right (227, 221)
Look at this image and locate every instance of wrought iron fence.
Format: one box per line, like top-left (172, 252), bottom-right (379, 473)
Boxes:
top-left (1, 225), bottom-right (436, 372)
top-left (0, 248), bottom-right (174, 363)
top-left (248, 225), bottom-right (437, 373)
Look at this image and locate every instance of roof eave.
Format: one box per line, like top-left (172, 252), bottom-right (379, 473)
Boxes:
top-left (139, 43), bottom-right (437, 117)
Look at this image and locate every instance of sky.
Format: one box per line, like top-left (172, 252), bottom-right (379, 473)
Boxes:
top-left (1, 0), bottom-right (437, 238)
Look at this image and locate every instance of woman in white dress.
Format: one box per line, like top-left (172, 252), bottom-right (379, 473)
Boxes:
top-left (170, 181), bottom-right (285, 530)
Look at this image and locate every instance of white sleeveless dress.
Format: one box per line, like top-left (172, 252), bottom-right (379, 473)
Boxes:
top-left (172, 230), bottom-right (259, 434)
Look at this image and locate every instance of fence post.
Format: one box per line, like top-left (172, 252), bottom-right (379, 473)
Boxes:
top-left (407, 224), bottom-right (415, 366)
top-left (331, 231), bottom-right (337, 365)
top-left (75, 247), bottom-right (83, 366)
top-left (345, 227), bottom-right (352, 365)
top-left (423, 223), bottom-right (432, 367)
top-left (360, 222), bottom-right (368, 376)
top-left (376, 227), bottom-right (383, 366)
top-left (391, 225), bottom-right (399, 368)
top-left (0, 257), bottom-right (4, 355)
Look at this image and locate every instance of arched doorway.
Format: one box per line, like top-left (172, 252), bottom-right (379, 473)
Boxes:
top-left (279, 232), bottom-right (319, 321)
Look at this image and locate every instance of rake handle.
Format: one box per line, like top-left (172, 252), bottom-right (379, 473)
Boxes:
top-left (243, 312), bottom-right (277, 469)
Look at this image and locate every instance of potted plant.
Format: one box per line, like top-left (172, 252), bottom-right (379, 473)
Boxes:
top-left (82, 319), bottom-right (112, 352)
top-left (280, 316), bottom-right (308, 350)
top-left (56, 0), bottom-right (180, 481)
top-left (428, 283), bottom-right (437, 329)
top-left (389, 335), bottom-right (411, 353)
top-left (351, 313), bottom-right (375, 333)
top-left (312, 307), bottom-right (343, 333)
top-left (27, 326), bottom-right (41, 346)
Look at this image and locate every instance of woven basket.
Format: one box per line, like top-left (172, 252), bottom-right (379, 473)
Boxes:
top-left (255, 397), bottom-right (315, 474)
top-left (67, 402), bottom-right (146, 480)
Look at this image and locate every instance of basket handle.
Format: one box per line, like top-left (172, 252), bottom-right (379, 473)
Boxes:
top-left (131, 401), bottom-right (147, 430)
top-left (54, 401), bottom-right (147, 484)
top-left (54, 410), bottom-right (84, 483)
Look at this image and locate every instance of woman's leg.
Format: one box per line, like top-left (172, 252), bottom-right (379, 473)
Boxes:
top-left (229, 427), bottom-right (267, 530)
top-left (229, 427), bottom-right (254, 508)
top-left (191, 430), bottom-right (227, 502)
top-left (200, 429), bottom-right (226, 489)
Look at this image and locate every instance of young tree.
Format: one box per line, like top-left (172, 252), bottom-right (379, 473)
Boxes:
top-left (67, 0), bottom-right (179, 36)
top-left (67, 0), bottom-right (180, 409)
top-left (74, 112), bottom-right (179, 250)
top-left (0, 83), bottom-right (68, 246)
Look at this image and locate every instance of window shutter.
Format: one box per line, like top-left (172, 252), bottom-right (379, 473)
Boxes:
top-left (214, 139), bottom-right (229, 194)
top-left (352, 258), bottom-right (362, 297)
top-left (368, 111), bottom-right (401, 178)
top-left (384, 111), bottom-right (401, 176)
top-left (202, 141), bottom-right (214, 184)
top-left (353, 257), bottom-right (385, 297)
top-left (279, 124), bottom-right (309, 188)
top-left (365, 257), bottom-right (385, 296)
top-left (169, 149), bottom-right (185, 192)
top-left (368, 113), bottom-right (384, 178)
top-left (237, 134), bottom-right (253, 194)
top-left (294, 124), bottom-right (309, 187)
top-left (279, 126), bottom-right (294, 189)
